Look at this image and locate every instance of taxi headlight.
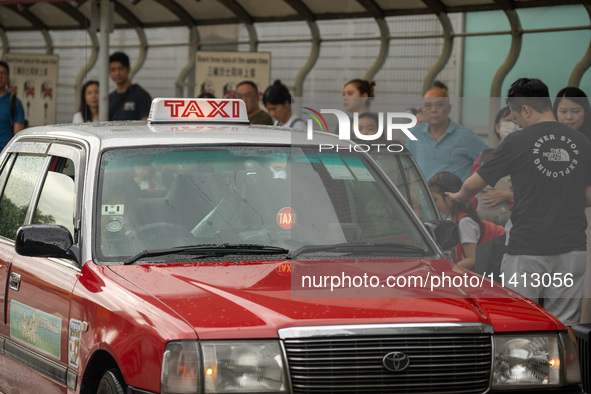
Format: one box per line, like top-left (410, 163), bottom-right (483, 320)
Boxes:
top-left (560, 331), bottom-right (582, 385)
top-left (161, 341), bottom-right (200, 394)
top-left (201, 340), bottom-right (286, 393)
top-left (492, 332), bottom-right (581, 387)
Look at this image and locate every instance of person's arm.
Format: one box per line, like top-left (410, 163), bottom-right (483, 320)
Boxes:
top-left (139, 87), bottom-right (152, 121)
top-left (13, 122), bottom-right (25, 134)
top-left (481, 189), bottom-right (514, 206)
top-left (13, 99), bottom-right (26, 133)
top-left (447, 172), bottom-right (488, 205)
top-left (457, 242), bottom-right (476, 270)
top-left (586, 185), bottom-right (591, 207)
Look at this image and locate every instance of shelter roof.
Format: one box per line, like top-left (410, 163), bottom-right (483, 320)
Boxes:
top-left (0, 0), bottom-right (588, 31)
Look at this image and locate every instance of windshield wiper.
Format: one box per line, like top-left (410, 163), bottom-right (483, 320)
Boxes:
top-left (124, 243), bottom-right (289, 265)
top-left (286, 242), bottom-right (428, 260)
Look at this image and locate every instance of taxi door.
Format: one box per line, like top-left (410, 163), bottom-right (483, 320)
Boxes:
top-left (0, 143), bottom-right (84, 392)
top-left (0, 154), bottom-right (16, 327)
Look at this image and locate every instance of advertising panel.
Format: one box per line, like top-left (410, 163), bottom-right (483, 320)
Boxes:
top-left (194, 51), bottom-right (271, 99)
top-left (3, 53), bottom-right (59, 127)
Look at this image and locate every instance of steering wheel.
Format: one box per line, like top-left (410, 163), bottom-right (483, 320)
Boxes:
top-left (134, 222), bottom-right (196, 249)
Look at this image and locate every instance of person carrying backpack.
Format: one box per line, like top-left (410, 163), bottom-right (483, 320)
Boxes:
top-left (429, 171), bottom-right (504, 270)
top-left (0, 60), bottom-right (25, 152)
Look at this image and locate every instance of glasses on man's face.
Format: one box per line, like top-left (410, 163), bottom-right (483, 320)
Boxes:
top-left (0, 71), bottom-right (8, 77)
top-left (236, 93), bottom-right (255, 100)
top-left (422, 101), bottom-right (446, 110)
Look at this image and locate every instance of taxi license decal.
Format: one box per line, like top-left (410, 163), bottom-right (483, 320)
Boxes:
top-left (342, 156), bottom-right (375, 182)
top-left (317, 154), bottom-right (355, 180)
top-left (277, 207), bottom-right (297, 230)
top-left (303, 153), bottom-right (321, 164)
top-left (102, 204), bottom-right (125, 216)
top-left (10, 300), bottom-right (61, 359)
top-left (69, 319), bottom-right (82, 367)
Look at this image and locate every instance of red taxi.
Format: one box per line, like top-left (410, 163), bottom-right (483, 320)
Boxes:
top-left (0, 98), bottom-right (583, 393)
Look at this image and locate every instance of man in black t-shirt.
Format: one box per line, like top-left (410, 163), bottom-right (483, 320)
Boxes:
top-left (449, 78), bottom-right (591, 327)
top-left (108, 52), bottom-right (152, 121)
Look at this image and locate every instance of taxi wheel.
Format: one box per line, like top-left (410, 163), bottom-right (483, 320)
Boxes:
top-left (97, 369), bottom-right (125, 394)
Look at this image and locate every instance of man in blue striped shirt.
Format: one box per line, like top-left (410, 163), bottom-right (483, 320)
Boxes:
top-left (406, 87), bottom-right (489, 181)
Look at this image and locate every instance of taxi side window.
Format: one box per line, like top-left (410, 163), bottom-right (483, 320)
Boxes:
top-left (0, 155), bottom-right (15, 202)
top-left (398, 156), bottom-right (437, 221)
top-left (33, 158), bottom-right (76, 234)
top-left (373, 153), bottom-right (438, 222)
top-left (0, 154), bottom-right (46, 240)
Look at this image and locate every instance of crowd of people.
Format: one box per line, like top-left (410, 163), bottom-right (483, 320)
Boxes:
top-left (2, 53), bottom-right (591, 327)
top-left (399, 77), bottom-right (591, 328)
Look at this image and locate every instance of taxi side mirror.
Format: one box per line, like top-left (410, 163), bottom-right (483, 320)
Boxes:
top-left (423, 220), bottom-right (459, 251)
top-left (15, 224), bottom-right (79, 263)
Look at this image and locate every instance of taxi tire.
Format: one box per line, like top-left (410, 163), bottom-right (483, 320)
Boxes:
top-left (97, 369), bottom-right (125, 394)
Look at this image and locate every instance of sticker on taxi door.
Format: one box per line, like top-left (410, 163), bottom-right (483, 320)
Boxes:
top-left (10, 300), bottom-right (61, 359)
top-left (69, 319), bottom-right (82, 367)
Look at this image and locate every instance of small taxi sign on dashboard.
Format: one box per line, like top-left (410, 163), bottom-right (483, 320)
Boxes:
top-left (148, 98), bottom-right (249, 124)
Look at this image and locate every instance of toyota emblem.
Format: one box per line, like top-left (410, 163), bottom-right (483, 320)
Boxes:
top-left (382, 352), bottom-right (410, 372)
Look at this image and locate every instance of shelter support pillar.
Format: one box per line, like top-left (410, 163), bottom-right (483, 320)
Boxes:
top-left (73, 30), bottom-right (99, 110)
top-left (294, 20), bottom-right (320, 98)
top-left (0, 29), bottom-right (9, 55)
top-left (364, 17), bottom-right (390, 82)
top-left (176, 26), bottom-right (200, 97)
top-left (568, 4), bottom-right (591, 87)
top-left (129, 27), bottom-right (148, 82)
top-left (488, 9), bottom-right (522, 146)
top-left (245, 24), bottom-right (258, 52)
top-left (98, 0), bottom-right (113, 121)
top-left (422, 12), bottom-right (454, 94)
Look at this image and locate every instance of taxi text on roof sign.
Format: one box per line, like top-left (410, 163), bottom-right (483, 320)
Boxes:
top-left (148, 98), bottom-right (249, 124)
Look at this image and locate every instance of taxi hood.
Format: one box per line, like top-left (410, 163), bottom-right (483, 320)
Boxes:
top-left (108, 258), bottom-right (561, 339)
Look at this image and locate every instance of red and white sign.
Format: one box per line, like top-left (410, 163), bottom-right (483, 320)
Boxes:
top-left (148, 98), bottom-right (249, 123)
top-left (277, 207), bottom-right (297, 230)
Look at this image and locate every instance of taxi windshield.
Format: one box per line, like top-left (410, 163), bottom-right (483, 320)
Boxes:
top-left (95, 146), bottom-right (433, 263)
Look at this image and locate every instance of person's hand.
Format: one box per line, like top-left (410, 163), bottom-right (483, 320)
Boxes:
top-left (482, 189), bottom-right (512, 207)
top-left (446, 191), bottom-right (470, 206)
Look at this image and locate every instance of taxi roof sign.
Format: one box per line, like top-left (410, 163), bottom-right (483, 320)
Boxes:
top-left (148, 98), bottom-right (249, 124)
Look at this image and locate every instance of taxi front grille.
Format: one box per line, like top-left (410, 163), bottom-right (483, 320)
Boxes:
top-left (283, 334), bottom-right (492, 394)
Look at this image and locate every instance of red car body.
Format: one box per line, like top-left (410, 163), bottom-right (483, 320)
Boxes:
top-left (0, 99), bottom-right (582, 393)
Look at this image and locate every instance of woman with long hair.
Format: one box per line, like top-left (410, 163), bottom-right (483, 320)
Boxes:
top-left (73, 80), bottom-right (99, 123)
